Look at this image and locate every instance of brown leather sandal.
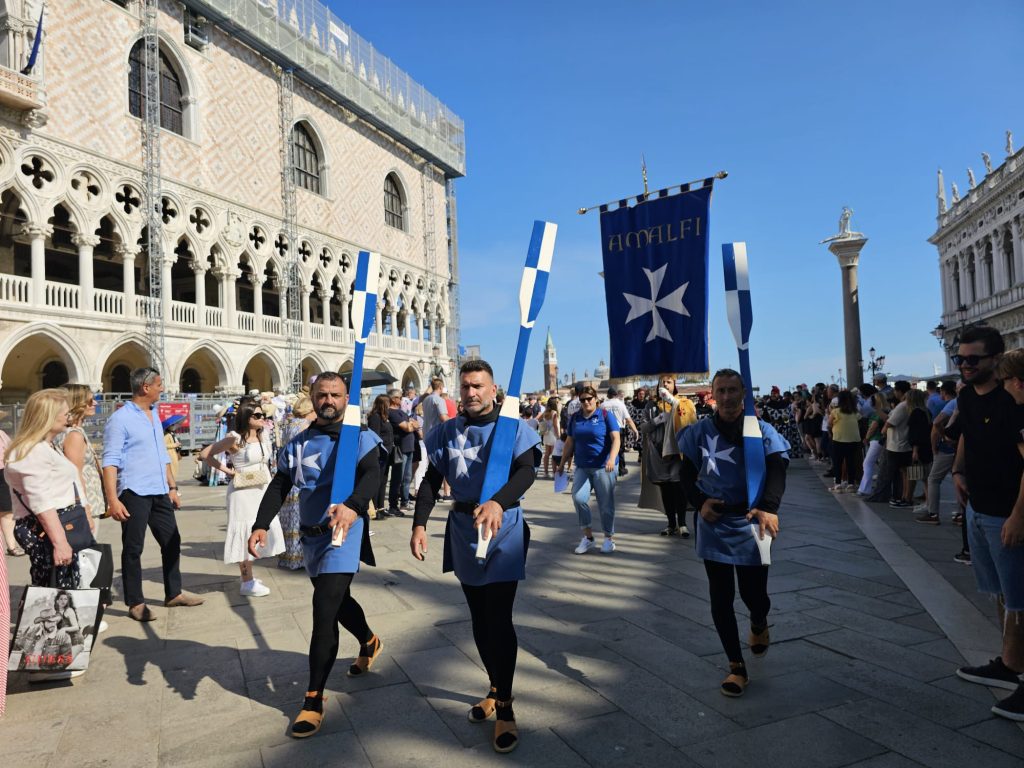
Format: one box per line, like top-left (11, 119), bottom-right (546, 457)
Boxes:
top-left (749, 624), bottom-right (770, 657)
top-left (291, 692), bottom-right (326, 738)
top-left (493, 698), bottom-right (518, 753)
top-left (348, 634), bottom-right (383, 677)
top-left (720, 663), bottom-right (748, 697)
top-left (468, 687), bottom-right (497, 722)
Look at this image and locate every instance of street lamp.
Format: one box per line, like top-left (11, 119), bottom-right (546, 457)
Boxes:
top-left (864, 347), bottom-right (885, 378)
top-left (932, 303), bottom-right (970, 358)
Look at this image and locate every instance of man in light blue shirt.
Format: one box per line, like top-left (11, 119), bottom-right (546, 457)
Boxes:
top-left (102, 367), bottom-right (203, 621)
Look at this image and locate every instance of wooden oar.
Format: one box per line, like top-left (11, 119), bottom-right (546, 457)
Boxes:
top-left (475, 221), bottom-right (557, 562)
top-left (330, 250), bottom-right (380, 546)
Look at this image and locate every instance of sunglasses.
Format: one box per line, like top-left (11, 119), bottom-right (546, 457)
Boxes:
top-left (951, 354), bottom-right (994, 367)
top-left (579, 396), bottom-right (595, 403)
top-left (251, 413), bottom-right (265, 419)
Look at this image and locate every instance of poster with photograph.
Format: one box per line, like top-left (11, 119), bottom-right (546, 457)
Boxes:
top-left (7, 586), bottom-right (102, 672)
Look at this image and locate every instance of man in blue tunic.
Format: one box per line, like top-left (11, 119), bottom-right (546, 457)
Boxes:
top-left (248, 372), bottom-right (382, 738)
top-left (679, 368), bottom-right (789, 698)
top-left (409, 359), bottom-right (540, 754)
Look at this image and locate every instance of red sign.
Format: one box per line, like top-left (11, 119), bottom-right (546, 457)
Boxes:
top-left (158, 402), bottom-right (191, 430)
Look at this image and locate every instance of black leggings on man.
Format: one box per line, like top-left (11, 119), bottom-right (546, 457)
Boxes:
top-left (704, 560), bottom-right (770, 664)
top-left (462, 581), bottom-right (519, 700)
top-left (308, 572), bottom-right (374, 693)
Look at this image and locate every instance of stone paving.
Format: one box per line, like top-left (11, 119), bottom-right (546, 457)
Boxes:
top-left (3, 457), bottom-right (1023, 767)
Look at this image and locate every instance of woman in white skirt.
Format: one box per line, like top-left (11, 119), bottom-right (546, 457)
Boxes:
top-left (204, 401), bottom-right (284, 596)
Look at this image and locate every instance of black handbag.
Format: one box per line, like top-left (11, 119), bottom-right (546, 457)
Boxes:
top-left (14, 485), bottom-right (96, 552)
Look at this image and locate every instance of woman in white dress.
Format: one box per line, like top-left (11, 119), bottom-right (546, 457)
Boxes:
top-left (204, 401), bottom-right (284, 596)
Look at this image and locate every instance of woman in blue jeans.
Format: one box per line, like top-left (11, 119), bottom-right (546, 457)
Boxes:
top-left (558, 386), bottom-right (621, 554)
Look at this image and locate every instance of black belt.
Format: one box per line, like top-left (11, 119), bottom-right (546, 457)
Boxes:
top-left (452, 501), bottom-right (478, 514)
top-left (716, 503), bottom-right (750, 516)
top-left (300, 524), bottom-right (332, 537)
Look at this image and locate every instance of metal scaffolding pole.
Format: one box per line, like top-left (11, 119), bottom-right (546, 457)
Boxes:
top-left (421, 161), bottom-right (439, 359)
top-left (279, 67), bottom-right (302, 393)
top-left (445, 178), bottom-right (461, 370)
top-left (141, 0), bottom-right (165, 375)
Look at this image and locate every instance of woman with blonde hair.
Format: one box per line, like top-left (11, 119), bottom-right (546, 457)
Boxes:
top-left (204, 400), bottom-right (285, 595)
top-left (5, 389), bottom-right (88, 589)
top-left (277, 395), bottom-right (315, 570)
top-left (53, 384), bottom-right (105, 526)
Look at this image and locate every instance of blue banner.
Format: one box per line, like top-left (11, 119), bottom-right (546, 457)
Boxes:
top-left (600, 186), bottom-right (711, 378)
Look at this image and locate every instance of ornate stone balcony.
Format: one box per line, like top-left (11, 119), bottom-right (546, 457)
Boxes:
top-left (0, 66), bottom-right (40, 111)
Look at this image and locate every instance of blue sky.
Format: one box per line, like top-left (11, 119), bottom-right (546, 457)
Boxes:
top-left (333, 1), bottom-right (1024, 392)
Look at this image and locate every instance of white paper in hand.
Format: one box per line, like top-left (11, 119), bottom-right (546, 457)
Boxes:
top-left (553, 472), bottom-right (569, 494)
top-left (750, 524), bottom-right (772, 566)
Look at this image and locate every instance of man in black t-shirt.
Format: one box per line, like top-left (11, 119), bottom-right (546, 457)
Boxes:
top-left (951, 328), bottom-right (1024, 722)
top-left (386, 390), bottom-right (418, 517)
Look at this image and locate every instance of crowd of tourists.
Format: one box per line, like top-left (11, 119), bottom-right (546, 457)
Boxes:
top-left (2, 331), bottom-right (1022, 733)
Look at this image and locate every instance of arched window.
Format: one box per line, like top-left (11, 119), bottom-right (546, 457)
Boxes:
top-left (384, 173), bottom-right (404, 230)
top-left (41, 360), bottom-right (68, 389)
top-left (291, 123), bottom-right (321, 194)
top-left (128, 40), bottom-right (185, 136)
top-left (180, 367), bottom-right (202, 393)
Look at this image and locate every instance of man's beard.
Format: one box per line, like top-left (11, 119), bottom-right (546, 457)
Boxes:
top-left (315, 404), bottom-right (339, 420)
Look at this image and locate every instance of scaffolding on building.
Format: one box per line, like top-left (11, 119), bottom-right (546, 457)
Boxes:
top-left (279, 67), bottom-right (303, 393)
top-left (141, 0), bottom-right (165, 375)
top-left (185, 0), bottom-right (465, 178)
top-left (446, 178), bottom-right (461, 370)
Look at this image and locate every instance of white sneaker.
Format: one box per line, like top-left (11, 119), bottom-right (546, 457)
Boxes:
top-left (240, 579), bottom-right (271, 597)
top-left (28, 670), bottom-right (85, 683)
top-left (601, 538), bottom-right (616, 554)
top-left (574, 536), bottom-right (594, 555)
top-left (912, 503), bottom-right (928, 513)
top-left (97, 620), bottom-right (109, 634)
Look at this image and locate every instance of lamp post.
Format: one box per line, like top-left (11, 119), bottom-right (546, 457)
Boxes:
top-left (864, 347), bottom-right (886, 379)
top-left (932, 303), bottom-right (969, 366)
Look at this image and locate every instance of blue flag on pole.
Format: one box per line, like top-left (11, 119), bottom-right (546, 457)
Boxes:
top-left (20, 6), bottom-right (43, 76)
top-left (600, 186), bottom-right (711, 378)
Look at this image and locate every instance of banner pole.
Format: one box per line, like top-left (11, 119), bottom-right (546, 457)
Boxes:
top-left (577, 170), bottom-right (728, 215)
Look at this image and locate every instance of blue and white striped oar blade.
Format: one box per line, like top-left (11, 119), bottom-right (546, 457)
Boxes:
top-left (476, 221), bottom-right (556, 562)
top-left (723, 242), bottom-right (766, 510)
top-left (330, 251), bottom-right (380, 544)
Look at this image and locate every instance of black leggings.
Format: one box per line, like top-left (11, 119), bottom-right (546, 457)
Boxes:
top-left (308, 572), bottom-right (373, 693)
top-left (831, 441), bottom-right (862, 485)
top-left (704, 560), bottom-right (770, 664)
top-left (462, 580), bottom-right (519, 700)
top-left (658, 481), bottom-right (687, 529)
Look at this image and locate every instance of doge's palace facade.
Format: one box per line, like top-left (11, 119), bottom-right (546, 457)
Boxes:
top-left (931, 132), bottom-right (1024, 364)
top-left (0, 0), bottom-right (464, 400)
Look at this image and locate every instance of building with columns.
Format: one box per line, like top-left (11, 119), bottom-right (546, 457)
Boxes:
top-left (931, 132), bottom-right (1023, 363)
top-left (0, 0), bottom-right (463, 400)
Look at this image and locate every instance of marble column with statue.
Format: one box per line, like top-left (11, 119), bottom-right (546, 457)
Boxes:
top-left (820, 207), bottom-right (867, 388)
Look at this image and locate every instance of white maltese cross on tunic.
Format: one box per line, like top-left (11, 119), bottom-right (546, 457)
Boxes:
top-left (623, 264), bottom-right (690, 343)
top-left (449, 430), bottom-right (482, 479)
top-left (701, 434), bottom-right (736, 476)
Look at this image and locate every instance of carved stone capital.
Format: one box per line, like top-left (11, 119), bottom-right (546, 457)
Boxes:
top-left (22, 109), bottom-right (48, 130)
top-left (115, 244), bottom-right (140, 260)
top-left (18, 222), bottom-right (52, 240)
top-left (71, 233), bottom-right (101, 248)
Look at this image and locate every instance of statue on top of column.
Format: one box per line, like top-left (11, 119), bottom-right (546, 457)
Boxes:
top-left (982, 152), bottom-right (993, 175)
top-left (820, 206), bottom-right (865, 244)
top-left (951, 182), bottom-right (960, 203)
top-left (1008, 130), bottom-right (1015, 156)
top-left (967, 168), bottom-right (976, 188)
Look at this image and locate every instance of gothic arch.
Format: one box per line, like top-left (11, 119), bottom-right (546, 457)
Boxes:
top-left (174, 339), bottom-right (233, 392)
top-left (291, 116), bottom-right (329, 196)
top-left (125, 32), bottom-right (199, 141)
top-left (0, 322), bottom-right (90, 393)
top-left (240, 346), bottom-right (285, 392)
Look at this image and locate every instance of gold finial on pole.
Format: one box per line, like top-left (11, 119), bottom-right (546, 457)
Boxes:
top-left (641, 154), bottom-right (649, 195)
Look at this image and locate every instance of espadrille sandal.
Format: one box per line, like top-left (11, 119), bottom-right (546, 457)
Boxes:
top-left (291, 692), bottom-right (326, 738)
top-left (749, 624), bottom-right (770, 657)
top-left (348, 634), bottom-right (383, 677)
top-left (720, 663), bottom-right (748, 697)
top-left (493, 698), bottom-right (518, 753)
top-left (468, 687), bottom-right (497, 722)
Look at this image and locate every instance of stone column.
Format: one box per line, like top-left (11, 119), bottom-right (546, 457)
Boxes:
top-left (277, 279), bottom-right (287, 321)
top-left (416, 314), bottom-right (424, 340)
top-left (1013, 217), bottom-right (1024, 288)
top-left (161, 258), bottom-right (173, 323)
top-left (193, 263), bottom-right (206, 327)
top-left (825, 236), bottom-right (867, 388)
top-left (375, 305), bottom-right (383, 335)
top-left (253, 275), bottom-right (264, 331)
top-left (73, 233), bottom-right (99, 312)
top-left (439, 321), bottom-right (447, 349)
top-left (118, 245), bottom-right (137, 318)
top-left (960, 253), bottom-right (973, 304)
top-left (223, 269), bottom-right (237, 329)
top-left (22, 224), bottom-right (50, 306)
top-left (319, 290), bottom-right (330, 327)
top-left (300, 289), bottom-right (310, 336)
